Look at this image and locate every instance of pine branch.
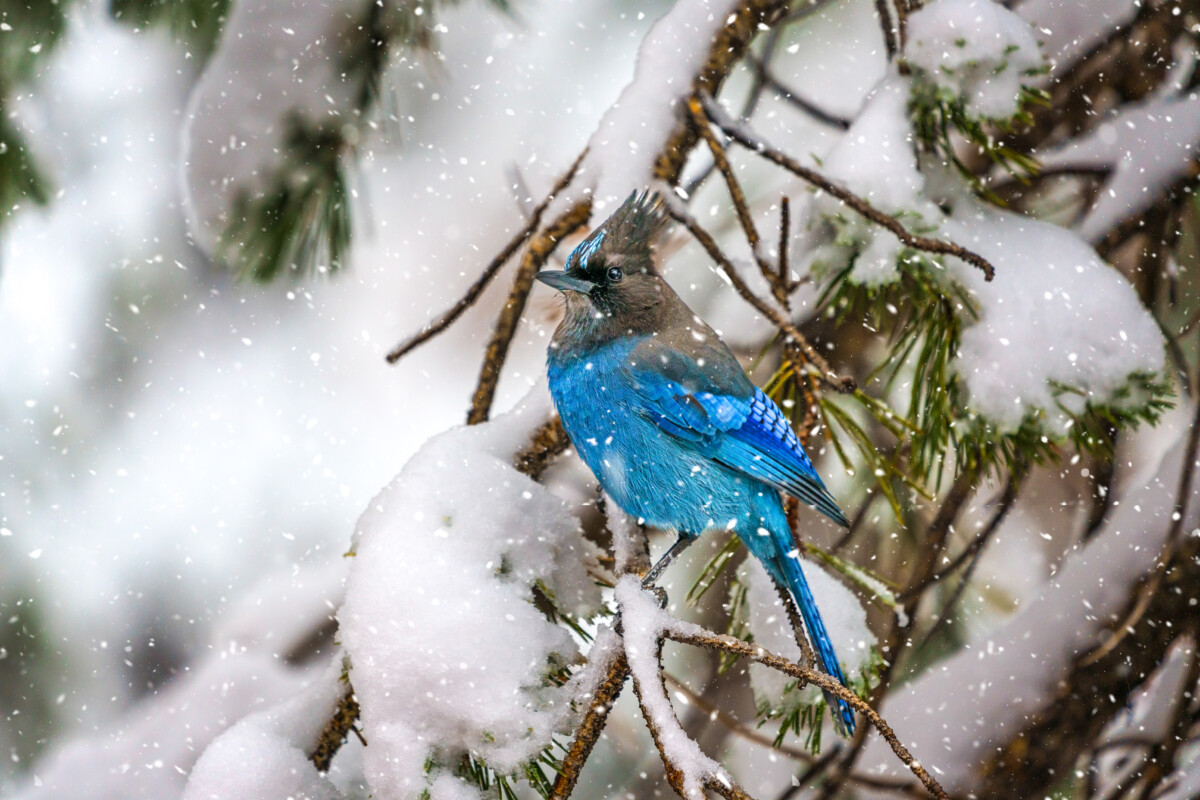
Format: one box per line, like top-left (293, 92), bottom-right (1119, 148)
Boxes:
top-left (698, 93), bottom-right (998, 282)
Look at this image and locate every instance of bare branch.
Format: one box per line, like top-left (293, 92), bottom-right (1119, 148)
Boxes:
top-left (686, 97), bottom-right (777, 292)
top-left (698, 94), bottom-right (998, 282)
top-left (385, 151), bottom-right (587, 365)
top-left (776, 196), bottom-right (792, 305)
top-left (665, 627), bottom-right (951, 800)
top-left (550, 649), bottom-right (632, 800)
top-left (664, 194), bottom-right (854, 393)
top-left (466, 200), bottom-right (592, 424)
top-left (873, 0), bottom-right (900, 59)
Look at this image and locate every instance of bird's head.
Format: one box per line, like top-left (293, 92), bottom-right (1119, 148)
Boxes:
top-left (536, 190), bottom-right (671, 329)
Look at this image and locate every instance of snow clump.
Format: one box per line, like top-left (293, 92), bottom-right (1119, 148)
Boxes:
top-left (904, 0), bottom-right (1044, 120)
top-left (338, 386), bottom-right (604, 799)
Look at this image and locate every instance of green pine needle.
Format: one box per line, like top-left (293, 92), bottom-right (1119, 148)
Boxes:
top-left (223, 116), bottom-right (353, 281)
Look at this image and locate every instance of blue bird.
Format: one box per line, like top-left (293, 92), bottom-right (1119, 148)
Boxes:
top-left (536, 191), bottom-right (856, 736)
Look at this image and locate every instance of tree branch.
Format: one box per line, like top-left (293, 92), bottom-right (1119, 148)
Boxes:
top-left (698, 94), bottom-right (998, 282)
top-left (466, 201), bottom-right (592, 424)
top-left (664, 194), bottom-right (854, 393)
top-left (665, 627), bottom-right (951, 800)
top-left (385, 151), bottom-right (586, 364)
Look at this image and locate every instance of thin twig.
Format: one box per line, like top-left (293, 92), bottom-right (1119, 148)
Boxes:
top-left (686, 97), bottom-right (776, 289)
top-left (777, 196), bottom-right (791, 305)
top-left (916, 477), bottom-right (1020, 649)
top-left (741, 52), bottom-right (852, 130)
top-left (900, 473), bottom-right (1018, 602)
top-left (775, 746), bottom-right (845, 800)
top-left (699, 94), bottom-right (998, 282)
top-left (664, 675), bottom-right (922, 795)
top-left (385, 151), bottom-right (586, 364)
top-left (466, 201), bottom-right (592, 424)
top-left (666, 628), bottom-right (951, 800)
top-left (664, 195), bottom-right (854, 393)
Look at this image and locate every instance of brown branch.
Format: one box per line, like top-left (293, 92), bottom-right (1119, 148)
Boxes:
top-left (698, 94), bottom-right (997, 282)
top-left (550, 501), bottom-right (652, 799)
top-left (666, 628), bottom-right (951, 800)
top-left (665, 196), bottom-right (854, 393)
top-left (514, 417), bottom-right (570, 480)
top-left (385, 151), bottom-right (586, 364)
top-left (466, 201), bottom-right (592, 424)
top-left (652, 0), bottom-right (792, 186)
top-left (309, 682), bottom-right (362, 773)
top-left (776, 196), bottom-right (792, 305)
top-left (874, 0), bottom-right (900, 59)
top-left (550, 649), bottom-right (632, 800)
top-left (686, 97), bottom-right (777, 291)
top-left (664, 675), bottom-right (924, 796)
top-left (629, 632), bottom-right (756, 800)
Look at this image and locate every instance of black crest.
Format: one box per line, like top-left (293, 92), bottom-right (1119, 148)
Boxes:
top-left (566, 190), bottom-right (669, 277)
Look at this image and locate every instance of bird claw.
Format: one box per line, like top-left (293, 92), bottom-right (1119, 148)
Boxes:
top-left (640, 579), bottom-right (669, 609)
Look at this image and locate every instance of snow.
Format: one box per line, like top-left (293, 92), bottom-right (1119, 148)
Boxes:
top-left (1017, 0), bottom-right (1138, 77)
top-left (337, 384), bottom-right (604, 798)
top-left (858, 411), bottom-right (1200, 791)
top-left (1092, 639), bottom-right (1196, 795)
top-left (614, 576), bottom-right (732, 800)
top-left (737, 557), bottom-right (876, 715)
top-left (605, 491), bottom-right (646, 574)
top-left (12, 652), bottom-right (317, 800)
top-left (1160, 749), bottom-right (1200, 800)
top-left (182, 657), bottom-right (347, 800)
top-left (906, 0), bottom-right (1044, 119)
top-left (583, 0), bottom-right (744, 210)
top-left (798, 75), bottom-right (942, 287)
top-left (799, 65), bottom-right (1165, 434)
top-left (939, 190), bottom-right (1165, 433)
top-left (1038, 90), bottom-right (1200, 244)
top-left (182, 0), bottom-right (371, 253)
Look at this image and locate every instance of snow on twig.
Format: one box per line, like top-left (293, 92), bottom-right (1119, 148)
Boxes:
top-left (698, 92), bottom-right (998, 282)
top-left (614, 576), bottom-right (951, 800)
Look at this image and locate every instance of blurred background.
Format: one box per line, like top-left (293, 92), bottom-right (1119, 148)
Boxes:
top-left (2, 0), bottom-right (1198, 798)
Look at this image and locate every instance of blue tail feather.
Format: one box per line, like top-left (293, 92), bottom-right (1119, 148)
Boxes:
top-left (738, 502), bottom-right (857, 737)
top-left (771, 537), bottom-right (857, 737)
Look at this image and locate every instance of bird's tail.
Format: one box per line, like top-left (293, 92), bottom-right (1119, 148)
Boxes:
top-left (767, 527), bottom-right (857, 737)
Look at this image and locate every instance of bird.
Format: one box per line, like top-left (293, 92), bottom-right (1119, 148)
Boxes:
top-left (535, 190), bottom-right (856, 736)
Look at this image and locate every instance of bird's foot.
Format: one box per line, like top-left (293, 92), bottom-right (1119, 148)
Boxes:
top-left (640, 577), bottom-right (669, 609)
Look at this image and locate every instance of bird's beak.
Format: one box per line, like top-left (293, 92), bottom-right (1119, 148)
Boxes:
top-left (535, 270), bottom-right (595, 294)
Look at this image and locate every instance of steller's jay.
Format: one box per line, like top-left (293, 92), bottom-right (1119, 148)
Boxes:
top-left (535, 190), bottom-right (856, 736)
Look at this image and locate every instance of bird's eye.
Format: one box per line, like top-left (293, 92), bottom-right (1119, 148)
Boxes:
top-left (606, 267), bottom-right (624, 283)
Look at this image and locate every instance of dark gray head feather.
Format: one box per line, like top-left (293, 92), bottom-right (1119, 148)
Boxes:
top-left (565, 190), bottom-right (668, 281)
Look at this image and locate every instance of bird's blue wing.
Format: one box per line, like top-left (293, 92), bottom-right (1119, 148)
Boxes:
top-left (629, 373), bottom-right (849, 527)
